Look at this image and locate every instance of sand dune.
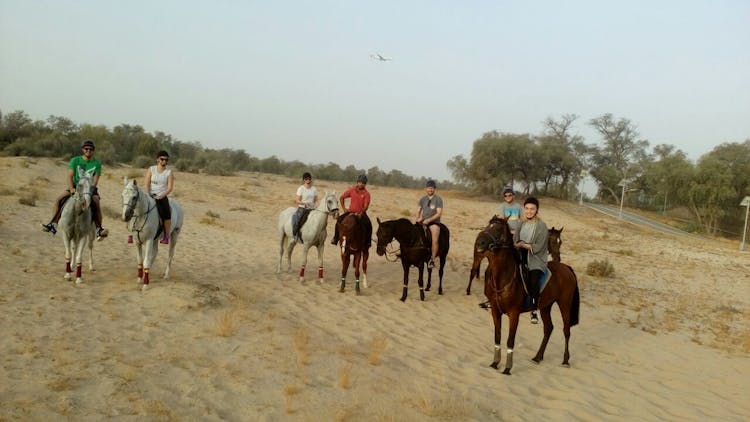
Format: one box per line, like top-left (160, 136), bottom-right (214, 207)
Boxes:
top-left (1, 156), bottom-right (748, 421)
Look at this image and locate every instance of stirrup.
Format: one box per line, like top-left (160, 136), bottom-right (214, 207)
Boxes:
top-left (530, 311), bottom-right (539, 324)
top-left (96, 227), bottom-right (109, 241)
top-left (42, 223), bottom-right (57, 235)
top-left (427, 259), bottom-right (435, 269)
top-left (478, 301), bottom-right (491, 310)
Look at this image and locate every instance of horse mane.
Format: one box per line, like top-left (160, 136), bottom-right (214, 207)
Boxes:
top-left (488, 215), bottom-right (504, 225)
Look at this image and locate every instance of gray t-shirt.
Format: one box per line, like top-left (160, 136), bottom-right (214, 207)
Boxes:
top-left (418, 195), bottom-right (443, 223)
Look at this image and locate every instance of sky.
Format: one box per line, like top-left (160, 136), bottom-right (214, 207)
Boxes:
top-left (1, 0), bottom-right (749, 183)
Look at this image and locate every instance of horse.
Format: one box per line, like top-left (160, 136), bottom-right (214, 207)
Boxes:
top-left (277, 191), bottom-right (339, 283)
top-left (58, 167), bottom-right (96, 284)
top-left (466, 220), bottom-right (564, 295)
top-left (121, 177), bottom-right (184, 291)
top-left (481, 217), bottom-right (579, 375)
top-left (336, 213), bottom-right (370, 295)
top-left (548, 226), bottom-right (563, 262)
top-left (375, 218), bottom-right (450, 301)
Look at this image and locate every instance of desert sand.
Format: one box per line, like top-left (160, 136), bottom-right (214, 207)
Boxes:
top-left (1, 156), bottom-right (748, 421)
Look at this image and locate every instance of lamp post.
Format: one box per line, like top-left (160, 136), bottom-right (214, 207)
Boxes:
top-left (740, 196), bottom-right (750, 252)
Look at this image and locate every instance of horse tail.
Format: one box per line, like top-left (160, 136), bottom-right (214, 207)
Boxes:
top-left (568, 265), bottom-right (580, 326)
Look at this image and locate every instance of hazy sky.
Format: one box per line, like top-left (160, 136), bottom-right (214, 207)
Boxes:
top-left (1, 1), bottom-right (748, 182)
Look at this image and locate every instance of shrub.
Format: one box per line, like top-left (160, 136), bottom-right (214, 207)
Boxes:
top-left (586, 259), bottom-right (615, 278)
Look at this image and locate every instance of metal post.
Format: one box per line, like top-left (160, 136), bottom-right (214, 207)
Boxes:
top-left (741, 203), bottom-right (749, 252)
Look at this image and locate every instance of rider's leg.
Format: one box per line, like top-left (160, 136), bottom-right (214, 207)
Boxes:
top-left (92, 195), bottom-right (108, 239)
top-left (363, 214), bottom-right (372, 247)
top-left (42, 191), bottom-right (71, 233)
top-left (331, 213), bottom-right (345, 244)
top-left (429, 224), bottom-right (440, 261)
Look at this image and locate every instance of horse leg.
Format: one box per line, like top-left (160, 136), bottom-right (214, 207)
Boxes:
top-left (417, 265), bottom-right (426, 301)
top-left (74, 238), bottom-right (86, 284)
top-left (361, 250), bottom-right (369, 288)
top-left (315, 243), bottom-right (324, 284)
top-left (425, 265), bottom-right (432, 292)
top-left (164, 230), bottom-right (177, 279)
top-left (299, 245), bottom-right (309, 283)
top-left (532, 305), bottom-right (554, 364)
top-left (437, 254), bottom-right (446, 295)
top-left (277, 233), bottom-right (286, 273)
top-left (467, 255), bottom-right (481, 295)
top-left (503, 311), bottom-right (520, 375)
top-left (399, 261), bottom-right (409, 302)
top-left (489, 307), bottom-right (503, 369)
top-left (339, 253), bottom-right (350, 293)
top-left (353, 252), bottom-right (361, 296)
top-left (63, 235), bottom-right (73, 280)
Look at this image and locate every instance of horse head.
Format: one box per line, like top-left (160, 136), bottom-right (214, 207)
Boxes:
top-left (548, 226), bottom-right (563, 262)
top-left (74, 167), bottom-right (94, 212)
top-left (121, 177), bottom-right (140, 222)
top-left (486, 218), bottom-right (513, 252)
top-left (322, 191), bottom-right (339, 219)
top-left (375, 218), bottom-right (395, 256)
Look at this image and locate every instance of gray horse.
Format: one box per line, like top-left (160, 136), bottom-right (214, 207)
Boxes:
top-left (58, 167), bottom-right (96, 284)
top-left (277, 191), bottom-right (339, 283)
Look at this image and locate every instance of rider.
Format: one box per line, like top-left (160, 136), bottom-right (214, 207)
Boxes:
top-left (292, 172), bottom-right (318, 243)
top-left (331, 174), bottom-right (372, 246)
top-left (514, 196), bottom-right (549, 324)
top-left (497, 186), bottom-right (522, 235)
top-left (42, 139), bottom-right (109, 241)
top-left (416, 179), bottom-right (443, 269)
top-left (145, 150), bottom-right (174, 245)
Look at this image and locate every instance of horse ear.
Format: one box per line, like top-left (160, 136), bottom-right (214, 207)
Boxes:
top-left (551, 226), bottom-right (555, 230)
top-left (559, 227), bottom-right (563, 232)
top-left (377, 217), bottom-right (381, 224)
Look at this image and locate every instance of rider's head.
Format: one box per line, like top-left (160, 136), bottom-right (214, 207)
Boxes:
top-left (302, 172), bottom-right (312, 182)
top-left (523, 196), bottom-right (540, 219)
top-left (357, 174), bottom-right (368, 185)
top-left (80, 139), bottom-right (96, 152)
top-left (502, 187), bottom-right (515, 202)
top-left (425, 179), bottom-right (437, 189)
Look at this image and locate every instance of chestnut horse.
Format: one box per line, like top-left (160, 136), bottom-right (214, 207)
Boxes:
top-left (336, 213), bottom-right (369, 295)
top-left (482, 218), bottom-right (579, 375)
top-left (465, 218), bottom-right (564, 295)
top-left (375, 218), bottom-right (450, 301)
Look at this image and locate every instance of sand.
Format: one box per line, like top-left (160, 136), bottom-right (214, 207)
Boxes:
top-left (1, 156), bottom-right (748, 421)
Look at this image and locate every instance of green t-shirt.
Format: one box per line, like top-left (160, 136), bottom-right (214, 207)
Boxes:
top-left (68, 156), bottom-right (102, 184)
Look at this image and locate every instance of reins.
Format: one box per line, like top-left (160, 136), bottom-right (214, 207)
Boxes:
top-left (124, 187), bottom-right (158, 242)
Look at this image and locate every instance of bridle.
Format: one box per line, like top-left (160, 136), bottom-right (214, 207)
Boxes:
top-left (123, 185), bottom-right (157, 239)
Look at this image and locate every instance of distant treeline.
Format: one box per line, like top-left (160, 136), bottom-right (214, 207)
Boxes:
top-left (448, 114), bottom-right (750, 237)
top-left (0, 109), bottom-right (459, 190)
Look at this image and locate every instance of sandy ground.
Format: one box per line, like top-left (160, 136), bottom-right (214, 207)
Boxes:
top-left (1, 156), bottom-right (748, 421)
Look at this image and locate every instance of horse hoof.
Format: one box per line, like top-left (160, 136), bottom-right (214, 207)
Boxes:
top-left (562, 361), bottom-right (570, 367)
top-left (489, 362), bottom-right (499, 369)
top-left (64, 273), bottom-right (72, 281)
top-left (355, 290), bottom-right (361, 296)
top-left (75, 278), bottom-right (83, 285)
top-left (502, 369), bottom-right (512, 375)
top-left (141, 284), bottom-right (149, 291)
top-left (438, 288), bottom-right (443, 295)
top-left (338, 288), bottom-right (345, 293)
top-left (399, 296), bottom-right (406, 302)
top-left (532, 357), bottom-right (542, 364)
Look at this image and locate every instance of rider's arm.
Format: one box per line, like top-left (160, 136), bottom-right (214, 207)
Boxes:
top-left (67, 169), bottom-right (75, 192)
top-left (164, 171), bottom-right (174, 198)
top-left (144, 167), bottom-right (152, 195)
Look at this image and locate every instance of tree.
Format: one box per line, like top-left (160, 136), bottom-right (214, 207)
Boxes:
top-left (588, 114), bottom-right (650, 203)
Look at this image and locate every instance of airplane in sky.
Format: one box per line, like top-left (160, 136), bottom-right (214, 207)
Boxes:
top-left (370, 54), bottom-right (392, 61)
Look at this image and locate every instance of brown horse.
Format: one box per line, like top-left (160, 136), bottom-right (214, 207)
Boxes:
top-left (466, 219), bottom-right (564, 295)
top-left (335, 213), bottom-right (369, 295)
top-left (548, 226), bottom-right (563, 262)
top-left (482, 218), bottom-right (579, 375)
top-left (375, 218), bottom-right (450, 301)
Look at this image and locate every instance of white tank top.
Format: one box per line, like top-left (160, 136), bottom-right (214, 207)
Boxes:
top-left (150, 166), bottom-right (171, 196)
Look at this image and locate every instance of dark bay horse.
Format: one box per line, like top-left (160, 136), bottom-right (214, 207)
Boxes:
top-left (548, 226), bottom-right (563, 262)
top-left (336, 213), bottom-right (369, 295)
top-left (466, 219), bottom-right (564, 295)
top-left (375, 218), bottom-right (450, 301)
top-left (482, 218), bottom-right (579, 375)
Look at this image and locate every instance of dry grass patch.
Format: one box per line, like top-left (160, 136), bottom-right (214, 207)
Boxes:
top-left (18, 189), bottom-right (39, 206)
top-left (586, 259), bottom-right (615, 278)
top-left (200, 210), bottom-right (221, 225)
top-left (283, 384), bottom-right (300, 414)
top-left (215, 308), bottom-right (240, 337)
top-left (338, 362), bottom-right (353, 389)
top-left (411, 386), bottom-right (474, 419)
top-left (368, 333), bottom-right (388, 365)
top-left (294, 330), bottom-right (310, 367)
top-left (399, 209), bottom-right (412, 217)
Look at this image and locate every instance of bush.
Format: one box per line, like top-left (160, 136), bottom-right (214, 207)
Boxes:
top-left (131, 155), bottom-right (153, 169)
top-left (586, 259), bottom-right (615, 278)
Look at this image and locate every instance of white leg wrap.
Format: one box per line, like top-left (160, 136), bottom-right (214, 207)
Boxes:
top-left (507, 348), bottom-right (513, 354)
top-left (494, 344), bottom-right (501, 350)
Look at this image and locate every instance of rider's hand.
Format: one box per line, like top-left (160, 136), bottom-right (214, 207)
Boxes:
top-left (69, 187), bottom-right (76, 194)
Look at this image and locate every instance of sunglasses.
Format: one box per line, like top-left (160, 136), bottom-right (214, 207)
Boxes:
top-left (504, 194), bottom-right (513, 197)
top-left (159, 158), bottom-right (169, 162)
top-left (82, 147), bottom-right (94, 152)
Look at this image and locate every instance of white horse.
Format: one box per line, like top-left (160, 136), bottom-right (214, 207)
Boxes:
top-left (277, 191), bottom-right (339, 282)
top-left (59, 167), bottom-right (96, 284)
top-left (121, 177), bottom-right (184, 291)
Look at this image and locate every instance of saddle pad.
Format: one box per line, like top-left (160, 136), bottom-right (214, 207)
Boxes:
top-left (539, 267), bottom-right (552, 293)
